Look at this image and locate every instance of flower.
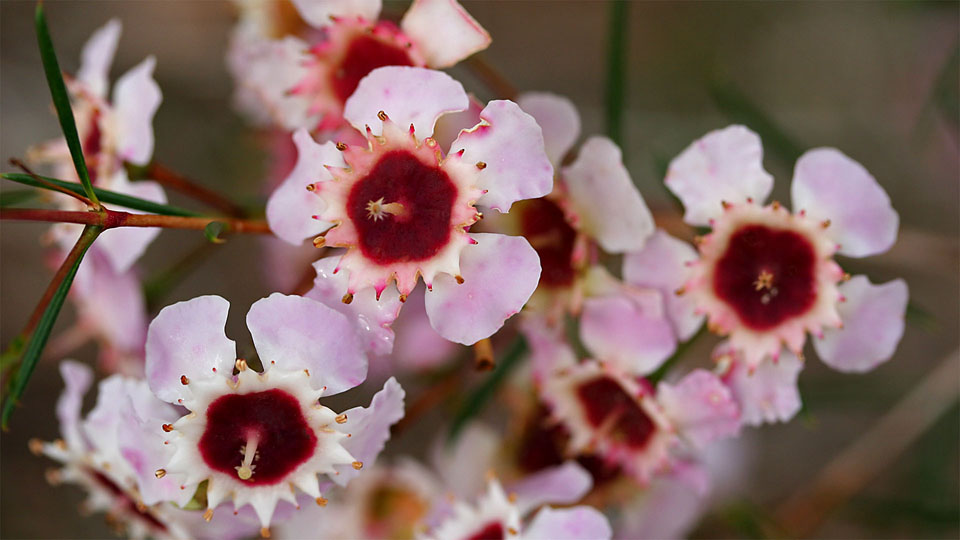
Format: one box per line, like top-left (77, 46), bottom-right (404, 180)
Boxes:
top-left (641, 125), bottom-right (908, 371)
top-left (523, 319), bottom-right (741, 485)
top-left (31, 361), bottom-right (259, 539)
top-left (268, 66), bottom-right (552, 346)
top-left (144, 294), bottom-right (405, 533)
top-left (29, 18), bottom-right (166, 274)
top-left (230, 0), bottom-right (490, 131)
top-left (713, 341), bottom-right (804, 426)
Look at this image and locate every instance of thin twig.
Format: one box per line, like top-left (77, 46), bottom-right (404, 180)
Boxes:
top-left (775, 349), bottom-right (960, 537)
top-left (146, 162), bottom-right (247, 218)
top-left (10, 159), bottom-right (93, 207)
top-left (1, 207), bottom-right (271, 234)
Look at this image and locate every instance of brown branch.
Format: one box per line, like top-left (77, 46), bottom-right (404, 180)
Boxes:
top-left (775, 349), bottom-right (960, 537)
top-left (1, 208), bottom-right (271, 234)
top-left (146, 162), bottom-right (247, 218)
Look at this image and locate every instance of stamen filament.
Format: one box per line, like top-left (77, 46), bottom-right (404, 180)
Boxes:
top-left (236, 433), bottom-right (260, 480)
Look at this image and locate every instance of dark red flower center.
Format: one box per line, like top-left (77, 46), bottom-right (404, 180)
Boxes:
top-left (518, 198), bottom-right (577, 287)
top-left (346, 150), bottom-right (458, 265)
top-left (332, 28), bottom-right (415, 104)
top-left (199, 389), bottom-right (317, 485)
top-left (576, 376), bottom-right (656, 449)
top-left (712, 224), bottom-right (818, 331)
top-left (465, 522), bottom-right (505, 540)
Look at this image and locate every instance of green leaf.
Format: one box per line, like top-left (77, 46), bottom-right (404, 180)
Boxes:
top-left (447, 336), bottom-right (528, 443)
top-left (2, 173), bottom-right (201, 217)
top-left (0, 190), bottom-right (39, 208)
top-left (34, 3), bottom-right (99, 208)
top-left (710, 82), bottom-right (805, 166)
top-left (2, 225), bottom-right (101, 429)
top-left (604, 0), bottom-right (629, 147)
top-left (203, 221), bottom-right (227, 244)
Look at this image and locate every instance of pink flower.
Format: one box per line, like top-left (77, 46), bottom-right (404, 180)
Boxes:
top-left (29, 19), bottom-right (166, 274)
top-left (144, 294), bottom-right (405, 532)
top-left (714, 341), bottom-right (804, 426)
top-left (230, 0), bottom-right (490, 131)
top-left (32, 361), bottom-right (261, 539)
top-left (268, 66), bottom-right (552, 346)
top-left (636, 125), bottom-right (908, 371)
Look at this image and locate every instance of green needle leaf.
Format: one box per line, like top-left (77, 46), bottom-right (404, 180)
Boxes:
top-left (2, 173), bottom-right (201, 217)
top-left (604, 0), bottom-right (629, 147)
top-left (710, 82), bottom-right (805, 166)
top-left (34, 3), bottom-right (99, 208)
top-left (2, 224), bottom-right (101, 429)
top-left (0, 190), bottom-right (39, 208)
top-left (448, 336), bottom-right (528, 443)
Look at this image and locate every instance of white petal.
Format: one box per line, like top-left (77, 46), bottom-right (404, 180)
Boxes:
top-left (657, 369), bottom-right (741, 449)
top-left (77, 19), bottom-right (121, 99)
top-left (343, 66), bottom-right (468, 140)
top-left (400, 0), bottom-right (491, 69)
top-left (813, 276), bottom-right (908, 373)
top-left (720, 344), bottom-right (803, 426)
top-left (145, 296), bottom-right (237, 403)
top-left (432, 423), bottom-right (499, 498)
top-left (292, 0), bottom-right (382, 28)
top-left (622, 229), bottom-right (704, 341)
top-left (665, 125), bottom-right (773, 226)
top-left (266, 129), bottom-right (339, 245)
top-left (331, 377), bottom-right (405, 485)
top-left (449, 100), bottom-right (554, 212)
top-left (424, 233), bottom-right (540, 345)
top-left (509, 461), bottom-right (592, 515)
top-left (56, 360), bottom-right (93, 451)
top-left (580, 294), bottom-right (676, 376)
top-left (791, 148), bottom-right (899, 257)
top-left (516, 92), bottom-right (581, 168)
top-left (113, 56), bottom-right (162, 165)
top-left (562, 136), bottom-right (654, 252)
top-left (524, 506), bottom-right (612, 540)
top-left (247, 293), bottom-right (367, 394)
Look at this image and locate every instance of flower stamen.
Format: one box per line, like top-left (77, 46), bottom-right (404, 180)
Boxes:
top-left (235, 433), bottom-right (260, 481)
top-left (365, 197), bottom-right (407, 221)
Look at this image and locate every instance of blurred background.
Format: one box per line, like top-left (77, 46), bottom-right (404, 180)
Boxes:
top-left (1, 1), bottom-right (957, 538)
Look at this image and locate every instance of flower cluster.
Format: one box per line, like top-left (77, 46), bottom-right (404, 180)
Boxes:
top-left (16, 6), bottom-right (912, 540)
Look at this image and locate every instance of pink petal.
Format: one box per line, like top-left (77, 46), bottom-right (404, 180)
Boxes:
top-left (231, 35), bottom-right (315, 130)
top-left (509, 462), bottom-right (592, 515)
top-left (516, 92), bottom-right (581, 168)
top-left (666, 125), bottom-right (773, 226)
top-left (95, 172), bottom-right (166, 273)
top-left (432, 93), bottom-right (483, 150)
top-left (791, 148), bottom-right (899, 258)
top-left (390, 285), bottom-right (458, 371)
top-left (56, 360), bottom-right (94, 452)
top-left (400, 0), bottom-right (491, 69)
top-left (719, 343), bottom-right (803, 426)
top-left (622, 229), bottom-right (704, 341)
top-left (113, 56), bottom-right (162, 165)
top-left (520, 316), bottom-right (577, 383)
top-left (73, 249), bottom-right (147, 354)
top-left (343, 66), bottom-right (468, 140)
top-left (77, 19), bottom-right (121, 99)
top-left (524, 506), bottom-right (612, 540)
top-left (813, 276), bottom-right (908, 373)
top-left (614, 473), bottom-right (704, 540)
top-left (266, 128), bottom-right (340, 245)
top-left (292, 0), bottom-right (382, 28)
top-left (145, 296), bottom-right (237, 403)
top-left (580, 294), bottom-right (676, 376)
top-left (331, 377), bottom-right (405, 485)
top-left (432, 423), bottom-right (499, 498)
top-left (657, 369), bottom-right (740, 449)
top-left (449, 100), bottom-right (554, 212)
top-left (305, 256), bottom-right (402, 358)
top-left (562, 136), bottom-right (654, 252)
top-left (246, 293), bottom-right (368, 394)
top-left (424, 233), bottom-right (540, 345)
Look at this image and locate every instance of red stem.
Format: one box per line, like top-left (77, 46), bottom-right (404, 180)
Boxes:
top-left (146, 162), bottom-right (247, 218)
top-left (1, 208), bottom-right (271, 234)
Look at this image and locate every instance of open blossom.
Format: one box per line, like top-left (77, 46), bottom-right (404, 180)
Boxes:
top-left (268, 66), bottom-right (552, 346)
top-left (523, 319), bottom-right (741, 486)
top-left (713, 341), bottom-right (804, 426)
top-left (144, 294), bottom-right (405, 533)
top-left (230, 0), bottom-right (490, 131)
top-left (29, 18), bottom-right (166, 274)
top-left (633, 125), bottom-right (908, 371)
top-left (31, 361), bottom-right (259, 540)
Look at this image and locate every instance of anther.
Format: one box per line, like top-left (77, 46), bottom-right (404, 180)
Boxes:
top-left (675, 286), bottom-right (686, 296)
top-left (754, 270), bottom-right (774, 291)
top-left (45, 468), bottom-right (62, 485)
top-left (342, 293), bottom-right (354, 304)
top-left (180, 375), bottom-right (189, 385)
top-left (335, 414), bottom-right (348, 424)
top-left (508, 527), bottom-right (519, 535)
top-left (313, 236), bottom-right (326, 248)
top-left (398, 294), bottom-right (408, 303)
top-left (475, 161), bottom-right (487, 170)
top-left (260, 527), bottom-right (271, 538)
top-left (821, 219), bottom-right (831, 229)
top-left (352, 461), bottom-right (363, 470)
top-left (203, 509), bottom-right (214, 522)
top-left (162, 424), bottom-right (174, 433)
top-left (315, 497), bottom-right (328, 506)
top-left (155, 469), bottom-right (167, 479)
top-left (455, 275), bottom-right (465, 284)
top-left (236, 434), bottom-right (260, 481)
top-left (236, 358), bottom-right (248, 372)
top-left (377, 111), bottom-right (388, 121)
top-left (335, 141), bottom-right (347, 151)
top-left (842, 272), bottom-right (851, 282)
top-left (721, 200), bottom-right (731, 209)
top-left (771, 201), bottom-right (781, 210)
top-left (305, 184), bottom-right (315, 192)
top-left (28, 438), bottom-right (44, 455)
top-left (55, 439), bottom-right (67, 450)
